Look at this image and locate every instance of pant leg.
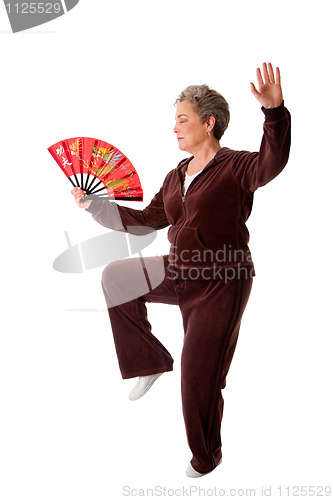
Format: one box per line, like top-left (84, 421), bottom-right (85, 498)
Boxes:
top-left (101, 255), bottom-right (179, 379)
top-left (178, 276), bottom-right (253, 474)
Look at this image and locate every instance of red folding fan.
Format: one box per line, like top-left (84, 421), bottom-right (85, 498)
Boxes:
top-left (48, 137), bottom-right (143, 201)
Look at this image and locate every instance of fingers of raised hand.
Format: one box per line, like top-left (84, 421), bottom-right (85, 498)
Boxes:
top-left (275, 66), bottom-right (281, 85)
top-left (262, 62), bottom-right (273, 84)
top-left (256, 67), bottom-right (264, 86)
top-left (260, 62), bottom-right (280, 86)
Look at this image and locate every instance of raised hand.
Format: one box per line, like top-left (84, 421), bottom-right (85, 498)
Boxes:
top-left (250, 62), bottom-right (283, 109)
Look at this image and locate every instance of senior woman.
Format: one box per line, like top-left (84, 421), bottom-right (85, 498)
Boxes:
top-left (72, 62), bottom-right (291, 477)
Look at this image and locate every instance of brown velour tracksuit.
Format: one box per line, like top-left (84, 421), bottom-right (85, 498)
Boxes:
top-left (86, 104), bottom-right (291, 474)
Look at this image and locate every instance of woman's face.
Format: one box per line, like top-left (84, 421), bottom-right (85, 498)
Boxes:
top-left (173, 100), bottom-right (209, 154)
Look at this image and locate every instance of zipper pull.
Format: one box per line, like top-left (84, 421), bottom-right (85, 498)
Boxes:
top-left (182, 195), bottom-right (185, 203)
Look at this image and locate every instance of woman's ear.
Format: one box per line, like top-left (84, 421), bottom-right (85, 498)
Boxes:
top-left (206, 115), bottom-right (216, 134)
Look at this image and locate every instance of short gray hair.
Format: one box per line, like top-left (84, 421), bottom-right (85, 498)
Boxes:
top-left (175, 84), bottom-right (230, 140)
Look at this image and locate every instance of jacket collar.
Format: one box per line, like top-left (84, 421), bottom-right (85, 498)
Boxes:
top-left (176, 147), bottom-right (228, 176)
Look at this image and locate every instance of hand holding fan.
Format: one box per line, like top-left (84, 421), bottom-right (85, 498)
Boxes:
top-left (48, 137), bottom-right (143, 201)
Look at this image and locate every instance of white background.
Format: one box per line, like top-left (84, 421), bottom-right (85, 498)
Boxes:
top-left (0, 0), bottom-right (332, 498)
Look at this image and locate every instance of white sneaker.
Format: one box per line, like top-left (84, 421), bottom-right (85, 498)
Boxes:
top-left (128, 373), bottom-right (163, 401)
top-left (186, 458), bottom-right (222, 478)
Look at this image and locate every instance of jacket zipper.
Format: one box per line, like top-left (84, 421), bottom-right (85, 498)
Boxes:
top-left (173, 168), bottom-right (205, 263)
top-left (172, 169), bottom-right (187, 262)
top-left (181, 168), bottom-right (205, 203)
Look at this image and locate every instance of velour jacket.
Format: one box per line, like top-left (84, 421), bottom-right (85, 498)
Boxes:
top-left (86, 104), bottom-right (291, 278)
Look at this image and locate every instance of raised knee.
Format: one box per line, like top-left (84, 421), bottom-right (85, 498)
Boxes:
top-left (101, 260), bottom-right (123, 290)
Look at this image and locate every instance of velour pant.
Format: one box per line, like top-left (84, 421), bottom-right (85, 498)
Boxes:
top-left (101, 255), bottom-right (253, 474)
